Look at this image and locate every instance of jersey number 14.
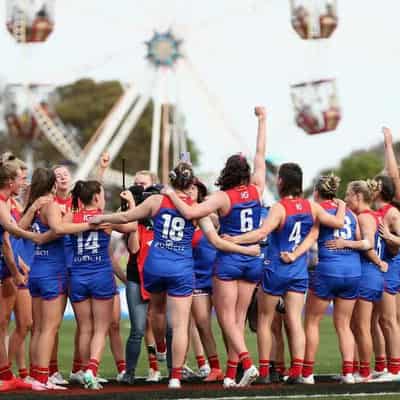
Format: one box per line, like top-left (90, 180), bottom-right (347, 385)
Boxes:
top-left (77, 232), bottom-right (100, 255)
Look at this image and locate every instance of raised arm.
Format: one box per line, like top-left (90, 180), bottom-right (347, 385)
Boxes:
top-left (382, 127), bottom-right (400, 200)
top-left (313, 200), bottom-right (345, 229)
top-left (96, 152), bottom-right (110, 183)
top-left (199, 217), bottom-right (260, 256)
top-left (250, 106), bottom-right (267, 194)
top-left (165, 190), bottom-right (224, 220)
top-left (228, 202), bottom-right (284, 244)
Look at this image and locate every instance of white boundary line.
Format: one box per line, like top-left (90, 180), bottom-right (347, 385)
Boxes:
top-left (177, 393), bottom-right (400, 400)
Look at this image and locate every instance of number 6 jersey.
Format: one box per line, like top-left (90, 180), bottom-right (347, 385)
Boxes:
top-left (214, 184), bottom-right (262, 283)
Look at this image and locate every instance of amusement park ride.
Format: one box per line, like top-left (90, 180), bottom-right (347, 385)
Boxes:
top-left (1, 0), bottom-right (342, 186)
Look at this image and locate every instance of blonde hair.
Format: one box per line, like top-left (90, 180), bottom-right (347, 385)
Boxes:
top-left (0, 152), bottom-right (27, 170)
top-left (348, 179), bottom-right (379, 204)
top-left (0, 161), bottom-right (20, 189)
top-left (315, 173), bottom-right (340, 199)
top-left (135, 170), bottom-right (159, 185)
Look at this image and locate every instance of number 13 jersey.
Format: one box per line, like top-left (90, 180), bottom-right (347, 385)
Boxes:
top-left (268, 197), bottom-right (313, 279)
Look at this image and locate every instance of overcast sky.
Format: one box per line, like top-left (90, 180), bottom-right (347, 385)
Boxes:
top-left (1, 0), bottom-right (399, 189)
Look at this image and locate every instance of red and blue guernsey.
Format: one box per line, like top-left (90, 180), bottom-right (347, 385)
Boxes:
top-left (215, 184), bottom-right (262, 283)
top-left (377, 204), bottom-right (400, 295)
top-left (318, 200), bottom-right (361, 277)
top-left (29, 213), bottom-right (67, 300)
top-left (192, 229), bottom-right (216, 294)
top-left (358, 209), bottom-right (385, 302)
top-left (144, 195), bottom-right (195, 297)
top-left (263, 197), bottom-right (313, 296)
top-left (69, 209), bottom-right (116, 303)
top-left (0, 194), bottom-right (7, 269)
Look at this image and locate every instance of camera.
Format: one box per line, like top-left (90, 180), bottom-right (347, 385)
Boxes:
top-left (128, 184), bottom-right (163, 205)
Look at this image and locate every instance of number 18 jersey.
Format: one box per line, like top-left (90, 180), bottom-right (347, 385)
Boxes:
top-left (146, 195), bottom-right (195, 276)
top-left (268, 197), bottom-right (313, 279)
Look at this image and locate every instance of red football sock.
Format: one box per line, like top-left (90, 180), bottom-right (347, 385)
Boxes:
top-left (171, 367), bottom-right (182, 380)
top-left (49, 359), bottom-right (58, 376)
top-left (239, 352), bottom-right (252, 370)
top-left (18, 368), bottom-right (28, 379)
top-left (259, 359), bottom-right (270, 378)
top-left (196, 355), bottom-right (207, 369)
top-left (225, 360), bottom-right (238, 380)
top-left (342, 361), bottom-right (353, 375)
top-left (156, 340), bottom-right (166, 354)
top-left (388, 358), bottom-right (400, 374)
top-left (289, 358), bottom-right (303, 378)
top-left (72, 359), bottom-right (82, 373)
top-left (116, 360), bottom-right (126, 374)
top-left (0, 364), bottom-right (13, 380)
top-left (353, 360), bottom-right (359, 374)
top-left (208, 355), bottom-right (220, 370)
top-left (34, 366), bottom-right (49, 384)
top-left (87, 358), bottom-right (100, 377)
top-left (375, 356), bottom-right (386, 372)
top-left (360, 361), bottom-right (370, 378)
top-left (302, 360), bottom-right (314, 378)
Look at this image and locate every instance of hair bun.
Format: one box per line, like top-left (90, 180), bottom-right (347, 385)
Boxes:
top-left (182, 169), bottom-right (191, 179)
top-left (366, 179), bottom-right (379, 194)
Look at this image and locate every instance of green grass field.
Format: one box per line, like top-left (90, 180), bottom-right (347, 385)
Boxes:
top-left (43, 315), bottom-right (343, 378)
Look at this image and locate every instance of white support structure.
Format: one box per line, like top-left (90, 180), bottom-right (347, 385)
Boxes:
top-left (102, 168), bottom-right (135, 188)
top-left (107, 94), bottom-right (152, 165)
top-left (13, 7), bottom-right (26, 43)
top-left (32, 104), bottom-right (80, 162)
top-left (149, 99), bottom-right (162, 173)
top-left (74, 85), bottom-right (139, 181)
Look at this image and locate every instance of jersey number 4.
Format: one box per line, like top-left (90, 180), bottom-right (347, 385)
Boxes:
top-left (161, 215), bottom-right (185, 241)
top-left (77, 232), bottom-right (100, 255)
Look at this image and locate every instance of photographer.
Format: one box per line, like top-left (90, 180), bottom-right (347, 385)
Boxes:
top-left (122, 171), bottom-right (162, 384)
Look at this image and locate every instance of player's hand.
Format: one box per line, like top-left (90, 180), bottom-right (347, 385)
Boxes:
top-left (332, 198), bottom-right (345, 208)
top-left (13, 271), bottom-right (27, 287)
top-left (120, 190), bottom-right (135, 208)
top-left (379, 260), bottom-right (388, 273)
top-left (382, 127), bottom-right (393, 146)
top-left (280, 251), bottom-right (296, 263)
top-left (89, 215), bottom-right (103, 225)
top-left (255, 106), bottom-right (266, 120)
top-left (325, 238), bottom-right (345, 249)
top-left (247, 244), bottom-right (261, 257)
top-left (100, 152), bottom-right (110, 169)
top-left (379, 222), bottom-right (392, 241)
top-left (19, 257), bottom-right (30, 274)
top-left (32, 195), bottom-right (52, 212)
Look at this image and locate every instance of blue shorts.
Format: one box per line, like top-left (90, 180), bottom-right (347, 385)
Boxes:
top-left (384, 260), bottom-right (400, 294)
top-left (214, 260), bottom-right (263, 283)
top-left (69, 269), bottom-right (117, 303)
top-left (358, 287), bottom-right (383, 302)
top-left (0, 258), bottom-right (29, 290)
top-left (29, 274), bottom-right (67, 300)
top-left (262, 269), bottom-right (308, 296)
top-left (311, 273), bottom-right (360, 300)
top-left (144, 269), bottom-right (193, 297)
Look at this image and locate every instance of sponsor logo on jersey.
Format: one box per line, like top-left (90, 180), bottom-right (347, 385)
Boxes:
top-left (240, 191), bottom-right (249, 200)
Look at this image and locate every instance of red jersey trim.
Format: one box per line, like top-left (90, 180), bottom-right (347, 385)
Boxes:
top-left (222, 184), bottom-right (260, 216)
top-left (279, 197), bottom-right (312, 231)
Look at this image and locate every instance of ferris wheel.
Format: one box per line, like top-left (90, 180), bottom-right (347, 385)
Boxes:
top-left (1, 0), bottom-right (342, 192)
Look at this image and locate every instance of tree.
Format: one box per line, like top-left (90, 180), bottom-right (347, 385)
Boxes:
top-left (0, 78), bottom-right (200, 177)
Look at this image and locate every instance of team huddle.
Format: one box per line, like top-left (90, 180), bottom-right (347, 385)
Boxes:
top-left (0, 107), bottom-right (400, 391)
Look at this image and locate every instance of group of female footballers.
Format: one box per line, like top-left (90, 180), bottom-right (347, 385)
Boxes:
top-left (0, 106), bottom-right (400, 391)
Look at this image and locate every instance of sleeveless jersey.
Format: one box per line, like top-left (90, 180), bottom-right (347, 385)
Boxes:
top-left (260, 207), bottom-right (271, 268)
top-left (70, 209), bottom-right (111, 272)
top-left (268, 197), bottom-right (314, 279)
top-left (136, 223), bottom-right (154, 301)
top-left (0, 194), bottom-right (9, 249)
top-left (145, 195), bottom-right (195, 276)
top-left (30, 213), bottom-right (66, 278)
top-left (377, 204), bottom-right (399, 262)
top-left (217, 184), bottom-right (261, 266)
top-left (317, 200), bottom-right (361, 277)
top-left (54, 195), bottom-right (74, 268)
top-left (192, 229), bottom-right (216, 287)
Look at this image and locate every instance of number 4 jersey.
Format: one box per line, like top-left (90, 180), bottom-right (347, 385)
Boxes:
top-left (215, 184), bottom-right (262, 282)
top-left (268, 197), bottom-right (313, 279)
